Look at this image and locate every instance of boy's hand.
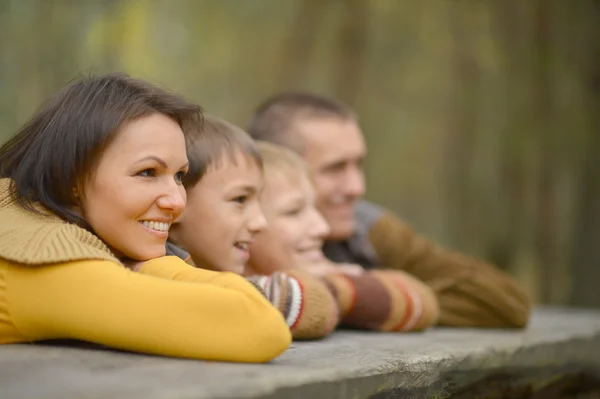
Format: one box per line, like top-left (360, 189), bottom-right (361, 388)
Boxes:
top-left (123, 261), bottom-right (144, 272)
top-left (122, 259), bottom-right (145, 272)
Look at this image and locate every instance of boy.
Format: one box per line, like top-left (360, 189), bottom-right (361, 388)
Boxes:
top-left (248, 141), bottom-right (440, 332)
top-left (168, 115), bottom-right (338, 339)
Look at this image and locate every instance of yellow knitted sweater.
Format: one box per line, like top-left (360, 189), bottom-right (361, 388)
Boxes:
top-left (0, 178), bottom-right (291, 362)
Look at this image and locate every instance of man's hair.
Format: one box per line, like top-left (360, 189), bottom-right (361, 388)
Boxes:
top-left (247, 92), bottom-right (356, 152)
top-left (183, 115), bottom-right (262, 189)
top-left (0, 72), bottom-right (202, 227)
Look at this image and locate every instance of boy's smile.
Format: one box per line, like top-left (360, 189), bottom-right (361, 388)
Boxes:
top-left (171, 151), bottom-right (266, 274)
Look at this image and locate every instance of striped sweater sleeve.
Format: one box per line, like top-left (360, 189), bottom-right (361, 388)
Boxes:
top-left (246, 270), bottom-right (339, 340)
top-left (322, 269), bottom-right (439, 332)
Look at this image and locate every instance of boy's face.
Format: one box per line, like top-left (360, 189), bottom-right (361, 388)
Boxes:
top-left (172, 151), bottom-right (266, 274)
top-left (250, 169), bottom-right (330, 273)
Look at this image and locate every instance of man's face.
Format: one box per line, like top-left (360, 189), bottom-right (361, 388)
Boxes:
top-left (296, 117), bottom-right (366, 240)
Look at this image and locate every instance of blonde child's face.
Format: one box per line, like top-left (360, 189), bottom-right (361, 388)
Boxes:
top-left (171, 151), bottom-right (266, 274)
top-left (251, 170), bottom-right (330, 271)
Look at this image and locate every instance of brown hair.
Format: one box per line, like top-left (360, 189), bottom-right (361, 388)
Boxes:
top-left (0, 72), bottom-right (202, 227)
top-left (183, 115), bottom-right (262, 188)
top-left (247, 91), bottom-right (356, 152)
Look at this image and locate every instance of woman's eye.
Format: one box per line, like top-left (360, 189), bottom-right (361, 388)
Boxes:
top-left (137, 169), bottom-right (156, 178)
top-left (175, 171), bottom-right (186, 184)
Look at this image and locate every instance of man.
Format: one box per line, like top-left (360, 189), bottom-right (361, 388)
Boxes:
top-left (247, 92), bottom-right (531, 328)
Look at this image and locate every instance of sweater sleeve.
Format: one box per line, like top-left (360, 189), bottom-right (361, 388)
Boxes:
top-left (368, 212), bottom-right (531, 328)
top-left (246, 270), bottom-right (339, 340)
top-left (4, 257), bottom-right (291, 362)
top-left (322, 269), bottom-right (439, 331)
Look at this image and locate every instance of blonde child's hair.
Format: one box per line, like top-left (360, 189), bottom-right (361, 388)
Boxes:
top-left (255, 140), bottom-right (310, 183)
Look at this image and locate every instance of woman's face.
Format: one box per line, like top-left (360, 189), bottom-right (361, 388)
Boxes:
top-left (250, 170), bottom-right (330, 273)
top-left (80, 113), bottom-right (188, 261)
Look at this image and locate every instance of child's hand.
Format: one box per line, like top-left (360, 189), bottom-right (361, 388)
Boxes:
top-left (121, 259), bottom-right (145, 272)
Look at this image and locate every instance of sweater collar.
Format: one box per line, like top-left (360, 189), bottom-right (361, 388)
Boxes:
top-left (0, 178), bottom-right (119, 266)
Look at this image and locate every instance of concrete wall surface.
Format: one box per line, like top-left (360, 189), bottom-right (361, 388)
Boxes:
top-left (1, 307), bottom-right (600, 399)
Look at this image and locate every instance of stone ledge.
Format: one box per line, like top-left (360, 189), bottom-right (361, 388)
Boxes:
top-left (1, 307), bottom-right (600, 399)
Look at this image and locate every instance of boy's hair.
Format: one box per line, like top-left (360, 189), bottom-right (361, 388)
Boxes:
top-left (247, 92), bottom-right (356, 153)
top-left (255, 140), bottom-right (310, 183)
top-left (0, 72), bottom-right (201, 227)
top-left (184, 115), bottom-right (262, 189)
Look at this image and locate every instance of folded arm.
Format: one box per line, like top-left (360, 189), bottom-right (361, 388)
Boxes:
top-left (322, 269), bottom-right (439, 331)
top-left (5, 257), bottom-right (291, 362)
top-left (368, 212), bottom-right (531, 328)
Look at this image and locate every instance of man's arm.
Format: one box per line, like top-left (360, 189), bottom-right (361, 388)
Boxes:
top-left (322, 268), bottom-right (440, 331)
top-left (368, 211), bottom-right (531, 328)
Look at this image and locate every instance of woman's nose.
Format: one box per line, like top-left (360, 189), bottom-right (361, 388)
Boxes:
top-left (157, 183), bottom-right (186, 217)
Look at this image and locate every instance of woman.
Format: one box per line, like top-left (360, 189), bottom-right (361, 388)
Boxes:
top-left (0, 73), bottom-right (291, 362)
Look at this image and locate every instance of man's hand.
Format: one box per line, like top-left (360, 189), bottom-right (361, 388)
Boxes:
top-left (302, 259), bottom-right (364, 277)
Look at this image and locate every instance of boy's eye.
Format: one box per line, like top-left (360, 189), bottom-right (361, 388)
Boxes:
top-left (137, 168), bottom-right (156, 178)
top-left (232, 195), bottom-right (247, 204)
top-left (175, 171), bottom-right (186, 184)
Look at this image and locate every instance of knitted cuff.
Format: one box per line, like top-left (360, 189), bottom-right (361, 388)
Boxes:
top-left (247, 270), bottom-right (339, 340)
top-left (246, 272), bottom-right (304, 329)
top-left (284, 269), bottom-right (339, 339)
top-left (322, 269), bottom-right (439, 331)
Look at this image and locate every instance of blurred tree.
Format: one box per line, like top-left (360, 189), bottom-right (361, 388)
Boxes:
top-left (275, 0), bottom-right (327, 89)
top-left (331, 0), bottom-right (369, 107)
top-left (0, 0), bottom-right (598, 307)
top-left (569, 0), bottom-right (600, 308)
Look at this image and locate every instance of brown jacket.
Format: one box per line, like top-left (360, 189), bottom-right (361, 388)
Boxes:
top-left (323, 200), bottom-right (531, 328)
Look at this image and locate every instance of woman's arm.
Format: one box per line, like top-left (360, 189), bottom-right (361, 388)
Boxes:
top-left (5, 257), bottom-right (291, 362)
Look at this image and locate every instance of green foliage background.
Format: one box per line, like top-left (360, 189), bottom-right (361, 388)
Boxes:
top-left (1, 0), bottom-right (598, 306)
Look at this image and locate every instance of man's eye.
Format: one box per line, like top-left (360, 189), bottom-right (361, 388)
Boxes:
top-left (137, 169), bottom-right (156, 177)
top-left (325, 163), bottom-right (345, 174)
top-left (175, 171), bottom-right (186, 184)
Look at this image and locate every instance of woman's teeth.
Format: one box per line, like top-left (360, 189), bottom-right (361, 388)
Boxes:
top-left (140, 220), bottom-right (169, 232)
